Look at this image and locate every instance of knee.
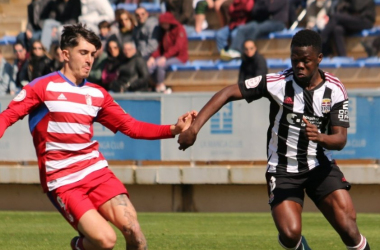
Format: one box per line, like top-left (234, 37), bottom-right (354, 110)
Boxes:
top-left (95, 231), bottom-right (117, 250)
top-left (278, 224), bottom-right (302, 246)
top-left (122, 222), bottom-right (147, 247)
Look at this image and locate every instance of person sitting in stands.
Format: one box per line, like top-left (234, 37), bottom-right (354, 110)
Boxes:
top-left (101, 38), bottom-right (124, 91)
top-left (0, 48), bottom-right (16, 96)
top-left (147, 12), bottom-right (189, 94)
top-left (238, 39), bottom-right (267, 83)
top-left (28, 40), bottom-right (52, 81)
top-left (110, 42), bottom-right (150, 93)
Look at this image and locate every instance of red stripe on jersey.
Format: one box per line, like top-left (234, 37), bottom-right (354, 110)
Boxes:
top-left (49, 112), bottom-right (94, 125)
top-left (47, 132), bottom-right (92, 144)
top-left (45, 146), bottom-right (99, 161)
top-left (45, 91), bottom-right (104, 106)
top-left (46, 156), bottom-right (105, 182)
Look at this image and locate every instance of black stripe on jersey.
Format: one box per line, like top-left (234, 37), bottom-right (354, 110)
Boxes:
top-left (317, 87), bottom-right (332, 165)
top-left (296, 90), bottom-right (314, 172)
top-left (277, 80), bottom-right (294, 173)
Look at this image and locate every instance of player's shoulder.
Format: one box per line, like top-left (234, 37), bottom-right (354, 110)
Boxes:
top-left (84, 81), bottom-right (110, 96)
top-left (27, 71), bottom-right (61, 88)
top-left (266, 67), bottom-right (292, 82)
top-left (322, 71), bottom-right (348, 99)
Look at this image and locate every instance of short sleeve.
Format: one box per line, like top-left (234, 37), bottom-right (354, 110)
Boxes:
top-left (330, 99), bottom-right (349, 128)
top-left (238, 75), bottom-right (268, 103)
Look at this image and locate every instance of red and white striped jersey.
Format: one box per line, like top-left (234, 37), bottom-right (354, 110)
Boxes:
top-left (0, 71), bottom-right (173, 192)
top-left (238, 68), bottom-right (349, 175)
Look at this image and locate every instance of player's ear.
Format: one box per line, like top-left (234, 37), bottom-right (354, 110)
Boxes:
top-left (61, 49), bottom-right (70, 62)
top-left (317, 52), bottom-right (323, 64)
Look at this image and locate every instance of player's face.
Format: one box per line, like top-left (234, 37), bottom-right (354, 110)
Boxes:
top-left (291, 46), bottom-right (322, 85)
top-left (63, 37), bottom-right (97, 81)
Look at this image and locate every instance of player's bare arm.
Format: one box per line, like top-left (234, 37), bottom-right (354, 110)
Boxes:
top-left (170, 110), bottom-right (198, 135)
top-left (303, 117), bottom-right (347, 150)
top-left (178, 84), bottom-right (243, 150)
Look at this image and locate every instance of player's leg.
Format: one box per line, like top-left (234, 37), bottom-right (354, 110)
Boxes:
top-left (307, 163), bottom-right (370, 250)
top-left (266, 174), bottom-right (311, 250)
top-left (74, 209), bottom-right (117, 250)
top-left (99, 194), bottom-right (147, 250)
top-left (318, 189), bottom-right (369, 250)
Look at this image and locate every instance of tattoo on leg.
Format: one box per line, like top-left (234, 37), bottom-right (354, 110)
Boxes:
top-left (113, 194), bottom-right (128, 206)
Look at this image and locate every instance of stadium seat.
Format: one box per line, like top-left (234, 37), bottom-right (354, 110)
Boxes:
top-left (139, 3), bottom-right (162, 13)
top-left (116, 3), bottom-right (137, 12)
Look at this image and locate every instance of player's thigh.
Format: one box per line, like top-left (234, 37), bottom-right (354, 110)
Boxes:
top-left (272, 200), bottom-right (303, 237)
top-left (99, 194), bottom-right (142, 235)
top-left (77, 209), bottom-right (117, 244)
top-left (318, 189), bottom-right (358, 230)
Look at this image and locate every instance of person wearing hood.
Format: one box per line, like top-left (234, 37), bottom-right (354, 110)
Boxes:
top-left (238, 40), bottom-right (267, 83)
top-left (110, 41), bottom-right (150, 92)
top-left (147, 12), bottom-right (188, 94)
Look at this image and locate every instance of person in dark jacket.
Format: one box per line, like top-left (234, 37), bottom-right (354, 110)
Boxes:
top-left (28, 40), bottom-right (52, 81)
top-left (101, 37), bottom-right (124, 91)
top-left (238, 40), bottom-right (267, 83)
top-left (110, 42), bottom-right (150, 93)
top-left (221, 0), bottom-right (288, 60)
top-left (147, 12), bottom-right (189, 93)
top-left (12, 42), bottom-right (30, 90)
top-left (321, 0), bottom-right (375, 56)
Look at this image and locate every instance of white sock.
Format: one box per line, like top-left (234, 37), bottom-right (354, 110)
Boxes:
top-left (278, 235), bottom-right (302, 250)
top-left (346, 235), bottom-right (367, 250)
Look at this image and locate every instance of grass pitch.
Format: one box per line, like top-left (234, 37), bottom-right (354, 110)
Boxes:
top-left (0, 211), bottom-right (379, 249)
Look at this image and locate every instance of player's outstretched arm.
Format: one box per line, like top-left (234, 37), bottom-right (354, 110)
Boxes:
top-left (303, 117), bottom-right (347, 150)
top-left (170, 111), bottom-right (198, 135)
top-left (178, 84), bottom-right (243, 151)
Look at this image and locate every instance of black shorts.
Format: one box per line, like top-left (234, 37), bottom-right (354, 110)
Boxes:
top-left (265, 162), bottom-right (351, 209)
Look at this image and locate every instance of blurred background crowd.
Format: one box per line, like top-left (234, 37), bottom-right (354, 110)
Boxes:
top-left (0, 0), bottom-right (377, 96)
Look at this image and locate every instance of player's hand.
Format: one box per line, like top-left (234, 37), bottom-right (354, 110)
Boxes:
top-left (178, 126), bottom-right (197, 151)
top-left (171, 111), bottom-right (197, 135)
top-left (303, 117), bottom-right (322, 143)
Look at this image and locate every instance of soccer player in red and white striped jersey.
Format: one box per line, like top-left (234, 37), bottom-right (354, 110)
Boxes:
top-left (0, 23), bottom-right (196, 250)
top-left (178, 29), bottom-right (370, 250)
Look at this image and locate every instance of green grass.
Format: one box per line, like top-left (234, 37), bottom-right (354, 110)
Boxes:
top-left (0, 212), bottom-right (379, 249)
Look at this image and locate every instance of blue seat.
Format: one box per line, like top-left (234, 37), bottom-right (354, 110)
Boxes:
top-left (187, 30), bottom-right (216, 41)
top-left (116, 3), bottom-right (137, 12)
top-left (268, 28), bottom-right (303, 39)
top-left (191, 60), bottom-right (219, 70)
top-left (0, 35), bottom-right (16, 45)
top-left (169, 61), bottom-right (197, 71)
top-left (319, 61), bottom-right (339, 68)
top-left (139, 3), bottom-right (161, 13)
top-left (216, 59), bottom-right (241, 70)
top-left (267, 58), bottom-right (290, 69)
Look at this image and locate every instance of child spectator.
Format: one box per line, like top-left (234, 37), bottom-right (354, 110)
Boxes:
top-left (98, 20), bottom-right (112, 46)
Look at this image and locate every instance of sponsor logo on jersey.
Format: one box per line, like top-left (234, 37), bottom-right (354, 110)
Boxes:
top-left (245, 76), bottom-right (262, 89)
top-left (13, 89), bottom-right (26, 102)
top-left (321, 98), bottom-right (331, 113)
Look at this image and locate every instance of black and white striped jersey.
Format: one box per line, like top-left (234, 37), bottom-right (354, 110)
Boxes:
top-left (238, 68), bottom-right (349, 175)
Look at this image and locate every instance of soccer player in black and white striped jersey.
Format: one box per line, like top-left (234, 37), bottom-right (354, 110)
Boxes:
top-left (178, 29), bottom-right (370, 250)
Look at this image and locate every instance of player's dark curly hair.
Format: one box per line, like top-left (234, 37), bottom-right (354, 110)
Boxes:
top-left (291, 29), bottom-right (322, 53)
top-left (60, 23), bottom-right (102, 51)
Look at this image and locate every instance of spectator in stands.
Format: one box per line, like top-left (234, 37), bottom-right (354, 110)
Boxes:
top-left (165, 0), bottom-right (196, 35)
top-left (216, 0), bottom-right (254, 54)
top-left (305, 0), bottom-right (335, 31)
top-left (110, 42), bottom-right (150, 92)
top-left (193, 0), bottom-right (215, 33)
top-left (101, 38), bottom-right (124, 91)
top-left (133, 7), bottom-right (162, 60)
top-left (214, 0), bottom-right (234, 27)
top-left (98, 20), bottom-right (112, 46)
top-left (221, 0), bottom-right (288, 60)
top-left (238, 39), bottom-right (267, 83)
top-left (288, 0), bottom-right (307, 27)
top-left (109, 9), bottom-right (137, 46)
top-left (88, 42), bottom-right (107, 85)
top-left (0, 48), bottom-right (16, 96)
top-left (49, 43), bottom-right (64, 71)
top-left (16, 0), bottom-right (50, 52)
top-left (78, 0), bottom-right (115, 35)
top-left (147, 12), bottom-right (188, 94)
top-left (28, 40), bottom-right (52, 81)
top-left (321, 0), bottom-right (375, 57)
top-left (40, 0), bottom-right (81, 51)
top-left (12, 42), bottom-right (30, 90)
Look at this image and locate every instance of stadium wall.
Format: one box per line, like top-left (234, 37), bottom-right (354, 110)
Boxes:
top-left (0, 91), bottom-right (379, 212)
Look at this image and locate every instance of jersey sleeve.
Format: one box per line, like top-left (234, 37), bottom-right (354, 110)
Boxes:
top-left (96, 92), bottom-right (174, 139)
top-left (238, 75), bottom-right (268, 103)
top-left (330, 99), bottom-right (349, 128)
top-left (0, 82), bottom-right (44, 138)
